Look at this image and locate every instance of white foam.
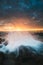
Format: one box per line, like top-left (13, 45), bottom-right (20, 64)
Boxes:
top-left (6, 32), bottom-right (42, 52)
top-left (0, 31), bottom-right (43, 53)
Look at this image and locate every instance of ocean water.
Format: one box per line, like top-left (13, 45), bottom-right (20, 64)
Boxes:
top-left (0, 31), bottom-right (43, 54)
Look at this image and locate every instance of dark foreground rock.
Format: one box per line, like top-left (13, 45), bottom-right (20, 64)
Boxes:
top-left (0, 46), bottom-right (43, 65)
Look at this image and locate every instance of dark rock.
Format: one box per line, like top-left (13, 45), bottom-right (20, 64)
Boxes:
top-left (0, 46), bottom-right (43, 65)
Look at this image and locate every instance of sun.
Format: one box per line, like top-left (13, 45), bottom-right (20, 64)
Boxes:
top-left (0, 23), bottom-right (43, 32)
top-left (0, 25), bottom-right (43, 32)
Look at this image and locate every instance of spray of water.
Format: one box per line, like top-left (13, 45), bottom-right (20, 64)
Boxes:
top-left (0, 31), bottom-right (43, 54)
top-left (6, 31), bottom-right (42, 52)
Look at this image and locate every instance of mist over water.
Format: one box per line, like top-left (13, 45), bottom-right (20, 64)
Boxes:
top-left (5, 31), bottom-right (42, 53)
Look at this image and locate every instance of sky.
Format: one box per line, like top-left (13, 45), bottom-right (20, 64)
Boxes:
top-left (0, 0), bottom-right (43, 30)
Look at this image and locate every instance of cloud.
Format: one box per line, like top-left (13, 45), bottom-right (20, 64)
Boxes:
top-left (0, 0), bottom-right (43, 27)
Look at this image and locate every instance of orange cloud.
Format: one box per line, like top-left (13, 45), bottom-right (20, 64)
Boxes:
top-left (0, 18), bottom-right (43, 32)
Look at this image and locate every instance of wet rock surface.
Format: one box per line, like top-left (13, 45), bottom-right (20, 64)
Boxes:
top-left (0, 46), bottom-right (43, 65)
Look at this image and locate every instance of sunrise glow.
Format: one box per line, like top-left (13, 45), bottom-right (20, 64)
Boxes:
top-left (0, 25), bottom-right (43, 32)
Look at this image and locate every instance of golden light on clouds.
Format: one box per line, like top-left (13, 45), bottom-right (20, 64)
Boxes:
top-left (0, 25), bottom-right (43, 32)
top-left (0, 18), bottom-right (43, 32)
